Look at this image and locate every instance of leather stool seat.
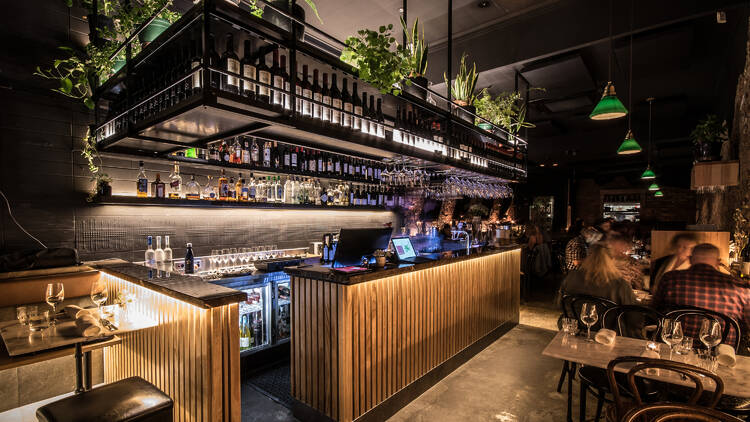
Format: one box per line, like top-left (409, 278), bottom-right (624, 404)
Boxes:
top-left (36, 376), bottom-right (173, 422)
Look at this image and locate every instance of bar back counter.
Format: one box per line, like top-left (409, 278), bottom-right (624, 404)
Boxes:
top-left (285, 245), bottom-right (521, 422)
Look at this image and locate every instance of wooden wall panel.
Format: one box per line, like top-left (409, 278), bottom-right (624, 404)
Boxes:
top-left (291, 249), bottom-right (521, 422)
top-left (651, 230), bottom-right (730, 263)
top-left (101, 273), bottom-right (240, 422)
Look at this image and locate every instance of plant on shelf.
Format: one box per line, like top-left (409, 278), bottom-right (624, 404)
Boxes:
top-left (401, 17), bottom-right (428, 79)
top-left (340, 24), bottom-right (409, 95)
top-left (474, 89), bottom-right (537, 136)
top-left (81, 129), bottom-right (112, 201)
top-left (445, 52), bottom-right (478, 111)
top-left (690, 114), bottom-right (728, 162)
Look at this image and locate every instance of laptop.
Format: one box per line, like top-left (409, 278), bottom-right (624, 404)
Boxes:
top-left (331, 227), bottom-right (393, 268)
top-left (391, 237), bottom-right (434, 264)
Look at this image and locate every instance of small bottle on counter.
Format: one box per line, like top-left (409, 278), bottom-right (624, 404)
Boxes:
top-left (185, 243), bottom-right (195, 274)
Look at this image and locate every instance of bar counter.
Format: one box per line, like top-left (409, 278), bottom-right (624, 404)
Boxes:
top-left (285, 245), bottom-right (522, 422)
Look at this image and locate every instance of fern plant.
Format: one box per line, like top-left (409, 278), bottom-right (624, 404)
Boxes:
top-left (444, 53), bottom-right (477, 106)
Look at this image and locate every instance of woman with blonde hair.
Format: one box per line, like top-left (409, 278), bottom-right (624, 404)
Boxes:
top-left (559, 243), bottom-right (637, 305)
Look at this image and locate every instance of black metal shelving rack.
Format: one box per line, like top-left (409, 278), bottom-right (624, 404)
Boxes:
top-left (92, 0), bottom-right (528, 183)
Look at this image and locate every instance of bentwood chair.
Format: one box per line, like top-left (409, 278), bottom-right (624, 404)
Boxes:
top-left (606, 356), bottom-right (724, 422)
top-left (577, 305), bottom-right (665, 422)
top-left (558, 294), bottom-right (616, 422)
top-left (622, 403), bottom-right (744, 422)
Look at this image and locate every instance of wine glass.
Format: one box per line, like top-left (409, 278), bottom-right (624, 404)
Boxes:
top-left (580, 303), bottom-right (598, 342)
top-left (699, 318), bottom-right (722, 355)
top-left (661, 318), bottom-right (684, 360)
top-left (90, 279), bottom-right (108, 321)
top-left (45, 283), bottom-right (64, 325)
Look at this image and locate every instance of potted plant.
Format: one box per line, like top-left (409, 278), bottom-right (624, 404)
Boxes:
top-left (690, 114), bottom-right (728, 162)
top-left (400, 17), bottom-right (429, 100)
top-left (445, 53), bottom-right (478, 123)
top-left (264, 0), bottom-right (322, 41)
top-left (73, 0), bottom-right (117, 47)
top-left (340, 24), bottom-right (408, 95)
top-left (474, 89), bottom-right (536, 142)
top-left (134, 0), bottom-right (182, 46)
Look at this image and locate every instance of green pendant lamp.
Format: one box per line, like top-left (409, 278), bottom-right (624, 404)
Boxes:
top-left (590, 0), bottom-right (627, 121)
top-left (616, 3), bottom-right (641, 154)
top-left (654, 190), bottom-right (664, 197)
top-left (617, 130), bottom-right (642, 154)
top-left (648, 183), bottom-right (660, 191)
top-left (640, 98), bottom-right (656, 179)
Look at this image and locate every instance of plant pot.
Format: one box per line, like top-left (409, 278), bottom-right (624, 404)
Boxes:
top-left (401, 76), bottom-right (428, 100)
top-left (454, 104), bottom-right (476, 123)
top-left (138, 18), bottom-right (171, 45)
top-left (96, 181), bottom-right (112, 198)
top-left (477, 122), bottom-right (493, 131)
top-left (87, 14), bottom-right (115, 47)
top-left (264, 0), bottom-right (306, 41)
top-left (112, 59), bottom-right (126, 74)
top-left (695, 142), bottom-right (722, 162)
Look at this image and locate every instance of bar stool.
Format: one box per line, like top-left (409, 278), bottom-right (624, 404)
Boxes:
top-left (36, 376), bottom-right (173, 422)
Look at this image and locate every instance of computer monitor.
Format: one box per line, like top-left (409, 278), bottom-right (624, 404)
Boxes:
top-left (331, 227), bottom-right (393, 268)
top-left (391, 237), bottom-right (417, 260)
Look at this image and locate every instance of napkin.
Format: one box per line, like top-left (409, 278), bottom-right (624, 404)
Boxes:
top-left (63, 305), bottom-right (96, 320)
top-left (595, 329), bottom-right (616, 346)
top-left (717, 344), bottom-right (736, 367)
top-left (74, 314), bottom-right (104, 337)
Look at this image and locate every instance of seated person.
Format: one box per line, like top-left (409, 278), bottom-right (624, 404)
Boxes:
top-left (652, 243), bottom-right (750, 347)
top-left (607, 233), bottom-right (646, 290)
top-left (564, 226), bottom-right (602, 272)
top-left (559, 242), bottom-right (637, 306)
top-left (651, 232), bottom-right (699, 293)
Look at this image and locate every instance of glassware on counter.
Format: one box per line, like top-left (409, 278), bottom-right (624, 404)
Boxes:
top-left (45, 283), bottom-right (65, 325)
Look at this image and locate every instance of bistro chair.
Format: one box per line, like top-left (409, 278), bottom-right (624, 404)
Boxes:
top-left (606, 356), bottom-right (724, 422)
top-left (558, 294), bottom-right (616, 422)
top-left (621, 403), bottom-right (744, 422)
top-left (664, 306), bottom-right (742, 351)
top-left (578, 305), bottom-right (665, 422)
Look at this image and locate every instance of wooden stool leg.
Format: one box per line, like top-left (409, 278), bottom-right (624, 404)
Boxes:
top-left (557, 361), bottom-right (568, 393)
top-left (579, 381), bottom-right (587, 422)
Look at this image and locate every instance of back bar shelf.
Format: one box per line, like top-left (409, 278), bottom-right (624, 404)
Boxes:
top-left (93, 0), bottom-right (527, 182)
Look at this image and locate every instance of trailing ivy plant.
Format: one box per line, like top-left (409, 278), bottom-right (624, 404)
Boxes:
top-left (340, 24), bottom-right (409, 95)
top-left (444, 53), bottom-right (477, 106)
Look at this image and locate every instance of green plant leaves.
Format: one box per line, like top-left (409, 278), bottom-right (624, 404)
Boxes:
top-left (60, 77), bottom-right (73, 93)
top-left (304, 0), bottom-right (323, 24)
top-left (84, 97), bottom-right (95, 109)
top-left (445, 53), bottom-right (477, 105)
top-left (340, 24), bottom-right (409, 95)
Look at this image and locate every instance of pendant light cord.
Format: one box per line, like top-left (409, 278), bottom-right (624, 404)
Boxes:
top-left (628, 0), bottom-right (634, 129)
top-left (608, 0), bottom-right (613, 81)
top-left (647, 98), bottom-right (653, 167)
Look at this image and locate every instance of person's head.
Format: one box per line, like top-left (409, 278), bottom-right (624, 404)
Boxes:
top-left (579, 243), bottom-right (621, 286)
top-left (606, 233), bottom-right (631, 258)
top-left (580, 226), bottom-right (603, 245)
top-left (596, 218), bottom-right (614, 233)
top-left (671, 233), bottom-right (699, 260)
top-left (690, 243), bottom-right (721, 269)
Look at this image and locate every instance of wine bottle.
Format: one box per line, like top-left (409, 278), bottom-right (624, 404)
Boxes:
top-left (291, 147), bottom-right (298, 169)
top-left (189, 39), bottom-right (202, 96)
top-left (352, 82), bottom-right (361, 131)
top-left (360, 92), bottom-right (369, 135)
top-left (321, 73), bottom-right (331, 123)
top-left (207, 35), bottom-right (221, 89)
top-left (221, 33), bottom-right (240, 94)
top-left (341, 78), bottom-right (352, 128)
top-left (312, 69), bottom-right (322, 119)
top-left (301, 65), bottom-right (312, 117)
top-left (251, 138), bottom-right (260, 165)
top-left (330, 74), bottom-right (341, 125)
top-left (240, 314), bottom-right (251, 350)
top-left (256, 49), bottom-right (271, 103)
top-left (376, 98), bottom-right (385, 138)
top-left (184, 243), bottom-right (194, 274)
top-left (241, 39), bottom-right (256, 98)
top-left (280, 55), bottom-right (291, 110)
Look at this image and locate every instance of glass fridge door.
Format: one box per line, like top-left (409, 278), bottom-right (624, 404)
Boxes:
top-left (239, 284), bottom-right (271, 352)
top-left (274, 280), bottom-right (291, 343)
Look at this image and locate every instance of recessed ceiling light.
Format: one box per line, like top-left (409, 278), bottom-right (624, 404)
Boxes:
top-left (539, 164), bottom-right (545, 167)
top-left (478, 1), bottom-right (491, 8)
top-left (552, 163), bottom-right (558, 167)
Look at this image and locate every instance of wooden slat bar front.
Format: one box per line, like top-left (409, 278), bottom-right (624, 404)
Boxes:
top-left (288, 248), bottom-right (521, 422)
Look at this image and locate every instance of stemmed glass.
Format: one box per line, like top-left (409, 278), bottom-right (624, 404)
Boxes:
top-left (699, 318), bottom-right (722, 357)
top-left (661, 318), bottom-right (684, 360)
top-left (45, 283), bottom-right (64, 326)
top-left (90, 279), bottom-right (108, 320)
top-left (580, 303), bottom-right (598, 342)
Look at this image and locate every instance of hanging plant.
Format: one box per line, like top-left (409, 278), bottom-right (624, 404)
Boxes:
top-left (81, 128), bottom-right (112, 201)
top-left (340, 24), bottom-right (409, 95)
top-left (444, 53), bottom-right (477, 106)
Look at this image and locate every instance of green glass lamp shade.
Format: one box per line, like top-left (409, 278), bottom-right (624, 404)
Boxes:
top-left (590, 82), bottom-right (628, 120)
top-left (640, 167), bottom-right (656, 180)
top-left (648, 183), bottom-right (660, 191)
top-left (617, 130), bottom-right (642, 155)
top-left (654, 190), bottom-right (664, 197)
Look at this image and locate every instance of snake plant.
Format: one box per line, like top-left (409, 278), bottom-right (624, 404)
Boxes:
top-left (445, 53), bottom-right (477, 106)
top-left (401, 17), bottom-right (428, 78)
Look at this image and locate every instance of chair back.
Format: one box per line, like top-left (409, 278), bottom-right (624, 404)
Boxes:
top-left (601, 305), bottom-right (664, 341)
top-left (622, 403), bottom-right (743, 422)
top-left (665, 306), bottom-right (742, 351)
top-left (607, 356), bottom-right (724, 421)
top-left (561, 294), bottom-right (616, 331)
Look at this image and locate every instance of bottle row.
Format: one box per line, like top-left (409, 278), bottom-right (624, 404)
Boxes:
top-left (174, 137), bottom-right (385, 182)
top-left (135, 161), bottom-right (405, 207)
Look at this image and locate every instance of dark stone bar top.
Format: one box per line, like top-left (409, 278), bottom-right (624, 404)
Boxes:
top-left (93, 261), bottom-right (247, 309)
top-left (284, 243), bottom-right (521, 285)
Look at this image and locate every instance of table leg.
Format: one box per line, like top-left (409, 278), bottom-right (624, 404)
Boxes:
top-left (567, 362), bottom-right (574, 422)
top-left (84, 350), bottom-right (92, 391)
top-left (74, 343), bottom-right (84, 394)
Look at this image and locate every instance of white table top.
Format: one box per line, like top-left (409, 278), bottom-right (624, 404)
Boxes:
top-left (542, 330), bottom-right (750, 398)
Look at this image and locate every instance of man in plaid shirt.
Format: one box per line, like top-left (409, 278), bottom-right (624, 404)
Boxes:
top-left (564, 227), bottom-right (602, 272)
top-left (653, 243), bottom-right (750, 346)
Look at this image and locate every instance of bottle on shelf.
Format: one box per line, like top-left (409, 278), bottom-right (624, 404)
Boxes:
top-left (312, 69), bottom-right (322, 120)
top-left (271, 48), bottom-right (283, 107)
top-left (276, 176), bottom-right (284, 201)
top-left (272, 141), bottom-right (280, 168)
top-left (220, 139), bottom-right (230, 162)
top-left (360, 92), bottom-right (369, 135)
top-left (291, 147), bottom-right (298, 169)
top-left (376, 98), bottom-right (385, 138)
top-left (152, 173), bottom-right (165, 198)
top-left (237, 173), bottom-right (248, 201)
top-left (240, 314), bottom-right (252, 351)
top-left (145, 236), bottom-right (156, 265)
top-left (221, 33), bottom-right (240, 94)
top-left (168, 163), bottom-right (183, 199)
top-left (242, 139), bottom-right (251, 164)
top-left (255, 176), bottom-right (266, 202)
top-left (186, 174), bottom-right (201, 200)
top-left (352, 83), bottom-right (362, 131)
top-left (136, 161), bottom-right (148, 197)
top-left (189, 38), bottom-right (202, 96)
top-left (251, 137), bottom-right (260, 165)
top-left (185, 243), bottom-right (195, 274)
top-left (241, 39), bottom-right (256, 99)
top-left (301, 64), bottom-right (312, 117)
top-left (163, 235), bottom-right (173, 263)
top-left (321, 73), bottom-right (331, 123)
top-left (207, 34), bottom-right (221, 90)
top-left (330, 73), bottom-right (341, 125)
top-left (218, 169), bottom-right (230, 200)
top-left (232, 137), bottom-right (242, 164)
top-left (256, 47), bottom-right (271, 103)
top-left (155, 235), bottom-right (165, 262)
top-left (228, 174), bottom-right (236, 200)
top-left (280, 55), bottom-right (291, 110)
top-left (341, 77), bottom-right (352, 128)
top-left (263, 141), bottom-right (272, 167)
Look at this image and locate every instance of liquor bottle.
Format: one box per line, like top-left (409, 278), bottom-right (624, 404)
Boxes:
top-left (218, 169), bottom-right (230, 200)
top-left (237, 173), bottom-right (248, 201)
top-left (291, 147), bottom-right (298, 169)
top-left (136, 161), bottom-right (148, 197)
top-left (251, 138), bottom-right (260, 165)
top-left (189, 39), bottom-right (202, 96)
top-left (308, 149), bottom-right (316, 175)
top-left (376, 98), bottom-right (385, 138)
top-left (283, 177), bottom-right (293, 204)
top-left (263, 141), bottom-right (272, 167)
top-left (240, 314), bottom-right (252, 350)
top-left (242, 139), bottom-right (251, 164)
top-left (255, 176), bottom-right (266, 202)
top-left (280, 55), bottom-right (291, 110)
top-left (326, 153), bottom-right (334, 175)
top-left (145, 236), bottom-right (155, 265)
top-left (301, 65), bottom-right (312, 117)
top-left (220, 139), bottom-right (230, 162)
top-left (281, 144), bottom-right (290, 168)
top-left (330, 74), bottom-right (341, 125)
top-left (334, 153), bottom-right (341, 175)
top-left (228, 175), bottom-right (236, 200)
top-left (155, 235), bottom-right (165, 262)
top-left (341, 77), bottom-right (352, 128)
top-left (276, 176), bottom-right (284, 201)
top-left (241, 39), bottom-right (256, 98)
top-left (168, 163), bottom-right (182, 199)
top-left (342, 156), bottom-right (349, 175)
top-left (266, 176), bottom-right (275, 202)
top-left (272, 141), bottom-right (280, 168)
top-left (208, 143), bottom-right (219, 161)
top-left (186, 174), bottom-right (201, 200)
top-left (360, 92), bottom-right (369, 135)
top-left (300, 148), bottom-right (308, 172)
top-left (321, 73), bottom-right (331, 123)
top-left (352, 83), bottom-right (362, 131)
top-left (221, 33), bottom-right (240, 93)
top-left (152, 173), bottom-right (165, 198)
top-left (246, 173), bottom-right (256, 202)
top-left (271, 49), bottom-right (283, 107)
top-left (312, 69), bottom-right (322, 119)
top-left (184, 243), bottom-right (195, 274)
top-left (207, 34), bottom-right (221, 89)
top-left (256, 48), bottom-right (271, 103)
top-left (163, 235), bottom-right (173, 262)
top-left (232, 137), bottom-right (242, 164)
